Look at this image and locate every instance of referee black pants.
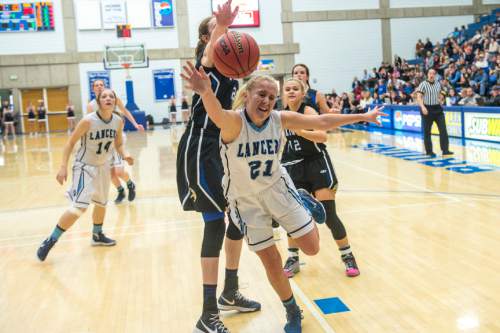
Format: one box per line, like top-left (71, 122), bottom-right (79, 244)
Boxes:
top-left (421, 105), bottom-right (449, 154)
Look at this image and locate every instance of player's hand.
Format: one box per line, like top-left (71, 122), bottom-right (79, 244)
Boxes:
top-left (214, 0), bottom-right (239, 28)
top-left (123, 156), bottom-right (134, 166)
top-left (364, 106), bottom-right (387, 126)
top-left (135, 124), bottom-right (145, 131)
top-left (56, 167), bottom-right (67, 185)
top-left (421, 106), bottom-right (429, 115)
top-left (181, 61), bottom-right (211, 95)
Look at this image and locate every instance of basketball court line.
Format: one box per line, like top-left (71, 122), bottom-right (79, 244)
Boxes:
top-left (0, 198), bottom-right (462, 245)
top-left (290, 279), bottom-right (337, 333)
top-left (1, 187), bottom-right (487, 216)
top-left (334, 158), bottom-right (462, 203)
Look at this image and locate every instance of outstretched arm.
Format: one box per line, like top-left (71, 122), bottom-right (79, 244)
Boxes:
top-left (202, 0), bottom-right (239, 67)
top-left (281, 106), bottom-right (386, 131)
top-left (116, 98), bottom-right (144, 131)
top-left (295, 106), bottom-right (328, 143)
top-left (181, 61), bottom-right (241, 143)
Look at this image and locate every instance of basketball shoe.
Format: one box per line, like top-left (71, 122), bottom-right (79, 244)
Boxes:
top-left (127, 181), bottom-right (136, 201)
top-left (114, 189), bottom-right (126, 204)
top-left (91, 232), bottom-right (116, 246)
top-left (284, 306), bottom-right (303, 333)
top-left (342, 253), bottom-right (360, 277)
top-left (194, 311), bottom-right (230, 333)
top-left (283, 256), bottom-right (300, 278)
top-left (36, 237), bottom-right (57, 261)
top-left (297, 188), bottom-right (326, 224)
top-left (218, 290), bottom-right (261, 312)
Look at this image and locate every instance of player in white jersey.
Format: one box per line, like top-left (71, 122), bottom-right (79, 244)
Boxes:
top-left (37, 89), bottom-right (134, 261)
top-left (88, 79), bottom-right (144, 204)
top-left (181, 63), bottom-right (386, 332)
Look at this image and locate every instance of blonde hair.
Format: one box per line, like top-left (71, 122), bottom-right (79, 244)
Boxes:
top-left (282, 78), bottom-right (307, 106)
top-left (232, 75), bottom-right (278, 110)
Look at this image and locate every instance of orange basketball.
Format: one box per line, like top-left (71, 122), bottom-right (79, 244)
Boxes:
top-left (213, 31), bottom-right (260, 79)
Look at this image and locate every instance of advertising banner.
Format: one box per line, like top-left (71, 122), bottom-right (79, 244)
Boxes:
top-left (464, 112), bottom-right (500, 143)
top-left (393, 109), bottom-right (421, 132)
top-left (152, 0), bottom-right (174, 27)
top-left (432, 111), bottom-right (462, 137)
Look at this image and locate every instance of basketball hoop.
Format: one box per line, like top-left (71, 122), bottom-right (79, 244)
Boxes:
top-left (121, 62), bottom-right (132, 78)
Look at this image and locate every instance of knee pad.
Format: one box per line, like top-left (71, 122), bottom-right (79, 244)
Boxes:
top-left (201, 218), bottom-right (225, 258)
top-left (322, 200), bottom-right (346, 240)
top-left (226, 216), bottom-right (243, 241)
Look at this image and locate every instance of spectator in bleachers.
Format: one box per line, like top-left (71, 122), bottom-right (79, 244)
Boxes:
top-left (458, 87), bottom-right (479, 106)
top-left (446, 88), bottom-right (459, 106)
top-left (484, 85), bottom-right (500, 106)
top-left (415, 39), bottom-right (425, 58)
top-left (424, 38), bottom-right (434, 53)
top-left (348, 18), bottom-right (498, 109)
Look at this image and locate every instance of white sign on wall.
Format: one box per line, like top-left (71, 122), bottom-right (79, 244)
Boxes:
top-left (101, 0), bottom-right (126, 29)
top-left (464, 112), bottom-right (500, 143)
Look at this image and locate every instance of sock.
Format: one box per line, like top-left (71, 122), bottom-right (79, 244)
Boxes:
top-left (117, 185), bottom-right (124, 192)
top-left (223, 269), bottom-right (238, 294)
top-left (126, 180), bottom-right (134, 188)
top-left (339, 245), bottom-right (353, 258)
top-left (203, 284), bottom-right (217, 313)
top-left (93, 224), bottom-right (103, 234)
top-left (50, 225), bottom-right (65, 241)
top-left (288, 247), bottom-right (299, 258)
top-left (282, 295), bottom-right (299, 313)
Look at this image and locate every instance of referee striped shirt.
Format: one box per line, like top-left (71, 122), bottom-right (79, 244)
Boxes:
top-left (416, 80), bottom-right (442, 105)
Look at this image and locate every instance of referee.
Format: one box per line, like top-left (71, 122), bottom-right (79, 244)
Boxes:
top-left (416, 69), bottom-right (453, 157)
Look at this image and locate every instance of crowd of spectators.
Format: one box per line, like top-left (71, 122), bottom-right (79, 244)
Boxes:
top-left (334, 16), bottom-right (500, 113)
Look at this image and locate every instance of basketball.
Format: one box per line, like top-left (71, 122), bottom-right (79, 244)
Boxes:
top-left (213, 31), bottom-right (260, 79)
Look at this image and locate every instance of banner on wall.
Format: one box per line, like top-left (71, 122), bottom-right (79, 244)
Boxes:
top-left (393, 109), bottom-right (421, 132)
top-left (88, 71), bottom-right (111, 101)
top-left (464, 112), bottom-right (500, 143)
top-left (153, 69), bottom-right (175, 101)
top-left (432, 111), bottom-right (462, 137)
top-left (211, 0), bottom-right (260, 27)
top-left (101, 0), bottom-right (126, 29)
top-left (152, 0), bottom-right (174, 27)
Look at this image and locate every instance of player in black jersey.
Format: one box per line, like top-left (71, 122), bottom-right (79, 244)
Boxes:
top-left (36, 100), bottom-right (47, 133)
top-left (66, 102), bottom-right (76, 133)
top-left (281, 78), bottom-right (360, 278)
top-left (175, 2), bottom-right (260, 332)
top-left (292, 63), bottom-right (340, 114)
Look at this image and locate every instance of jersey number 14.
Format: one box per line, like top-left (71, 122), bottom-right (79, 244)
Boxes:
top-left (96, 141), bottom-right (112, 155)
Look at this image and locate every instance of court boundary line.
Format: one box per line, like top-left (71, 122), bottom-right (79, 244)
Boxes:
top-left (290, 279), bottom-right (337, 333)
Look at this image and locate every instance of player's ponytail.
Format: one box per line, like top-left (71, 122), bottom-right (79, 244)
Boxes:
top-left (195, 17), bottom-right (213, 61)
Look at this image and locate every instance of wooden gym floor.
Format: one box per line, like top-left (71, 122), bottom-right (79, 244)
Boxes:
top-left (0, 126), bottom-right (499, 333)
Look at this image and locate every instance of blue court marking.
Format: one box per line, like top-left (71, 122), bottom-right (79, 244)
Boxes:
top-left (314, 297), bottom-right (350, 315)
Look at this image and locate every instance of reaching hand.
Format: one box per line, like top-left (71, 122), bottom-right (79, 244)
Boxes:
top-left (124, 156), bottom-right (134, 166)
top-left (135, 124), bottom-right (145, 131)
top-left (181, 61), bottom-right (211, 95)
top-left (364, 106), bottom-right (388, 126)
top-left (56, 167), bottom-right (67, 185)
top-left (214, 0), bottom-right (239, 28)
